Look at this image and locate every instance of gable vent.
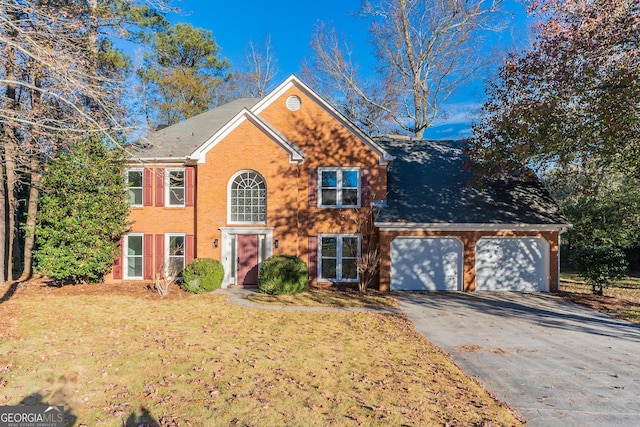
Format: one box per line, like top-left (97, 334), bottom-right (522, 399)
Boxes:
top-left (286, 95), bottom-right (302, 111)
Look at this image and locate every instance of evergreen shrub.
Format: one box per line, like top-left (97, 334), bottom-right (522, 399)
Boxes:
top-left (258, 255), bottom-right (308, 295)
top-left (181, 258), bottom-right (224, 293)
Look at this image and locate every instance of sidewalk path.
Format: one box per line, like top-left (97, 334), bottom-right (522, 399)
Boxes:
top-left (214, 288), bottom-right (401, 314)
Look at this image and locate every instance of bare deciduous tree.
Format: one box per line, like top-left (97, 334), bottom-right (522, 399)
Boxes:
top-left (227, 34), bottom-right (280, 100)
top-left (0, 0), bottom-right (171, 283)
top-left (304, 0), bottom-right (505, 138)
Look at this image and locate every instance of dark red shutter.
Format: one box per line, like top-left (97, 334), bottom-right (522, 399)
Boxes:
top-left (143, 168), bottom-right (152, 207)
top-left (155, 234), bottom-right (165, 278)
top-left (185, 167), bottom-right (195, 207)
top-left (113, 238), bottom-right (123, 280)
top-left (155, 169), bottom-right (165, 207)
top-left (361, 168), bottom-right (371, 207)
top-left (308, 168), bottom-right (318, 207)
top-left (144, 234), bottom-right (153, 279)
top-left (186, 234), bottom-right (195, 265)
top-left (308, 235), bottom-right (318, 283)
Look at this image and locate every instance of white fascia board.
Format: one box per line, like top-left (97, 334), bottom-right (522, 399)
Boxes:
top-left (189, 109), bottom-right (250, 163)
top-left (374, 222), bottom-right (571, 233)
top-left (251, 74), bottom-right (393, 165)
top-left (248, 114), bottom-right (305, 163)
top-left (128, 157), bottom-right (187, 165)
top-left (188, 108), bottom-right (304, 164)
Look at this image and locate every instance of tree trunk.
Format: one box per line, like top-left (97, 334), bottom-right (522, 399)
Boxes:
top-left (3, 17), bottom-right (19, 281)
top-left (4, 137), bottom-right (18, 280)
top-left (0, 161), bottom-right (6, 286)
top-left (20, 62), bottom-right (45, 282)
top-left (19, 164), bottom-right (41, 281)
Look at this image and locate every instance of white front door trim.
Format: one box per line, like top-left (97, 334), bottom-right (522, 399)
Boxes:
top-left (219, 227), bottom-right (273, 288)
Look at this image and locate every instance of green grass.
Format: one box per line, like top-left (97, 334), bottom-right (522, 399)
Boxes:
top-left (0, 286), bottom-right (521, 426)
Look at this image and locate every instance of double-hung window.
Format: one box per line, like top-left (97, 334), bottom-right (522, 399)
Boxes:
top-left (167, 169), bottom-right (185, 207)
top-left (126, 169), bottom-right (143, 207)
top-left (319, 167), bottom-right (360, 208)
top-left (319, 235), bottom-right (359, 282)
top-left (124, 233), bottom-right (144, 279)
top-left (166, 233), bottom-right (186, 277)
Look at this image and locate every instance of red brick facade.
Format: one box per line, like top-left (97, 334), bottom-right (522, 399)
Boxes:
top-left (109, 76), bottom-right (564, 292)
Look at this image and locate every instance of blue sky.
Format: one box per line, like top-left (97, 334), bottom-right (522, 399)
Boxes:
top-left (166, 0), bottom-right (532, 139)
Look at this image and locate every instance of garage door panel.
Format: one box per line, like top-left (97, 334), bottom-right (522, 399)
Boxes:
top-left (476, 238), bottom-right (548, 292)
top-left (391, 238), bottom-right (462, 291)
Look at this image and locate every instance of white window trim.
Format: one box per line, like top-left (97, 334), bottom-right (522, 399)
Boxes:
top-left (126, 168), bottom-right (144, 208)
top-left (318, 234), bottom-right (361, 283)
top-left (318, 167), bottom-right (361, 208)
top-left (166, 168), bottom-right (186, 207)
top-left (124, 233), bottom-right (144, 280)
top-left (227, 170), bottom-right (267, 225)
top-left (165, 232), bottom-right (186, 278)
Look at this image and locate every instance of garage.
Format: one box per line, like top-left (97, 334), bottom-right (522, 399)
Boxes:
top-left (391, 237), bottom-right (463, 291)
top-left (475, 237), bottom-right (549, 291)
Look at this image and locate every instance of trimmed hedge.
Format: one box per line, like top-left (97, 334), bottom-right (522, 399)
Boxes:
top-left (258, 255), bottom-right (308, 295)
top-left (181, 258), bottom-right (224, 294)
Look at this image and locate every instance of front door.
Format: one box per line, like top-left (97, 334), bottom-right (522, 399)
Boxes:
top-left (237, 234), bottom-right (260, 285)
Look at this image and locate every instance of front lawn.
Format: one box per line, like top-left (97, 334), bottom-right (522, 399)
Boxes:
top-left (0, 281), bottom-right (521, 426)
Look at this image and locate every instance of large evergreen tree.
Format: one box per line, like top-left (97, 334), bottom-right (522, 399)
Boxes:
top-left (138, 22), bottom-right (231, 128)
top-left (35, 137), bottom-right (130, 284)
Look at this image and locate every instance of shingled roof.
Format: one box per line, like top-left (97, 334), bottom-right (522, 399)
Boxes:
top-left (130, 98), bottom-right (259, 159)
top-left (375, 136), bottom-right (569, 226)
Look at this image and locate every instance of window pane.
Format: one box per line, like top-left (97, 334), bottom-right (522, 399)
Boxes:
top-left (321, 189), bottom-right (337, 206)
top-left (342, 170), bottom-right (358, 188)
top-left (342, 258), bottom-right (358, 279)
top-left (321, 171), bottom-right (337, 188)
top-left (169, 257), bottom-right (184, 275)
top-left (321, 237), bottom-right (337, 256)
top-left (169, 170), bottom-right (184, 187)
top-left (128, 170), bottom-right (143, 187)
top-left (169, 236), bottom-right (185, 256)
top-left (128, 256), bottom-right (143, 278)
top-left (321, 259), bottom-right (337, 279)
top-left (129, 188), bottom-right (143, 205)
top-left (342, 237), bottom-right (358, 258)
top-left (169, 189), bottom-right (184, 205)
top-left (127, 236), bottom-right (143, 256)
top-left (342, 189), bottom-right (358, 206)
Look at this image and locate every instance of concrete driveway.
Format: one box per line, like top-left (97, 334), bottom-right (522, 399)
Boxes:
top-left (396, 292), bottom-right (640, 427)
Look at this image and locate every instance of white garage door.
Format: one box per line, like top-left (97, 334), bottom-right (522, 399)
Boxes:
top-left (475, 237), bottom-right (549, 291)
top-left (391, 237), bottom-right (462, 291)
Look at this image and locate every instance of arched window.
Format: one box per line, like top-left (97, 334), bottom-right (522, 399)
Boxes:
top-left (229, 171), bottom-right (266, 223)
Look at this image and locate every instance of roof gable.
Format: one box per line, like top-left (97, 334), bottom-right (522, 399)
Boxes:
top-left (251, 75), bottom-right (393, 165)
top-left (129, 74), bottom-right (393, 166)
top-left (189, 108), bottom-right (305, 164)
top-left (130, 98), bottom-right (258, 161)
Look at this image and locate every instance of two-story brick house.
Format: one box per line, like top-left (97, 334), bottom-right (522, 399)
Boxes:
top-left (109, 75), bottom-right (569, 292)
